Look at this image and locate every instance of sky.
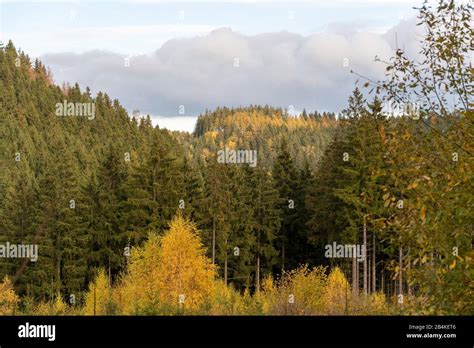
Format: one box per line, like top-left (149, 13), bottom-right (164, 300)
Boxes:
top-left (0, 0), bottom-right (431, 132)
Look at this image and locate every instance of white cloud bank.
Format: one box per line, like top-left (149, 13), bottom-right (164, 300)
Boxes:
top-left (41, 17), bottom-right (422, 123)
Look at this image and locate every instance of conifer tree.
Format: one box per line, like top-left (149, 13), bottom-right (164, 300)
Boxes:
top-left (273, 139), bottom-right (300, 271)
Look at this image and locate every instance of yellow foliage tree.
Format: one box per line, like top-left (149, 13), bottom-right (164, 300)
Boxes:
top-left (114, 232), bottom-right (162, 314)
top-left (84, 269), bottom-right (114, 315)
top-left (33, 293), bottom-right (68, 315)
top-left (323, 267), bottom-right (350, 315)
top-left (0, 277), bottom-right (19, 315)
top-left (51, 294), bottom-right (69, 315)
top-left (367, 292), bottom-right (389, 315)
top-left (155, 215), bottom-right (217, 313)
top-left (207, 280), bottom-right (244, 315)
top-left (263, 265), bottom-right (327, 315)
top-left (115, 215), bottom-right (217, 314)
top-left (244, 276), bottom-right (276, 315)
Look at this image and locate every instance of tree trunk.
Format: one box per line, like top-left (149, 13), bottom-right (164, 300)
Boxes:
top-left (224, 253), bottom-right (228, 285)
top-left (363, 215), bottom-right (367, 295)
top-left (108, 263), bottom-right (112, 288)
top-left (381, 269), bottom-right (385, 295)
top-left (212, 218), bottom-right (216, 265)
top-left (93, 283), bottom-right (97, 316)
top-left (352, 255), bottom-right (357, 295)
top-left (356, 255), bottom-right (359, 294)
top-left (372, 233), bottom-right (376, 293)
top-left (282, 240), bottom-right (285, 273)
top-left (345, 276), bottom-right (348, 315)
top-left (57, 258), bottom-right (61, 290)
top-left (256, 254), bottom-right (260, 292)
top-left (368, 254), bottom-right (371, 294)
top-left (407, 254), bottom-right (412, 296)
top-left (399, 245), bottom-right (403, 298)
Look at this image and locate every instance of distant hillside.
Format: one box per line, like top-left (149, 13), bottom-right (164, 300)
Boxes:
top-left (183, 106), bottom-right (337, 169)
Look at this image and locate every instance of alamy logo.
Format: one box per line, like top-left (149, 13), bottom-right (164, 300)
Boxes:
top-left (0, 242), bottom-right (38, 262)
top-left (325, 242), bottom-right (365, 262)
top-left (55, 100), bottom-right (95, 120)
top-left (18, 322), bottom-right (56, 341)
top-left (382, 100), bottom-right (420, 118)
top-left (217, 147), bottom-right (257, 167)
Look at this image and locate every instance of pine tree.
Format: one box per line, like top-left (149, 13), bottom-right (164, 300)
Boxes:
top-left (84, 144), bottom-right (128, 283)
top-left (200, 158), bottom-right (234, 284)
top-left (273, 139), bottom-right (299, 271)
top-left (245, 166), bottom-right (281, 291)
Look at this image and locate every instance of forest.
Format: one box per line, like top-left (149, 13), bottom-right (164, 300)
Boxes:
top-left (0, 0), bottom-right (472, 316)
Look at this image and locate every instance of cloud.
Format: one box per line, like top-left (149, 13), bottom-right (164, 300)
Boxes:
top-left (41, 18), bottom-right (420, 119)
top-left (383, 16), bottom-right (424, 57)
top-left (126, 0), bottom-right (422, 3)
top-left (150, 115), bottom-right (199, 133)
top-left (4, 25), bottom-right (216, 56)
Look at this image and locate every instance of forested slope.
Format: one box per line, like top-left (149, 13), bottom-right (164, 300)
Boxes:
top-left (0, 0), bottom-right (472, 315)
top-left (0, 41), bottom-right (186, 298)
top-left (189, 106), bottom-right (337, 169)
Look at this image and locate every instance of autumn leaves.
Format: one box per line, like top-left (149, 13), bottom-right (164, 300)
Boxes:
top-left (78, 215), bottom-right (390, 315)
